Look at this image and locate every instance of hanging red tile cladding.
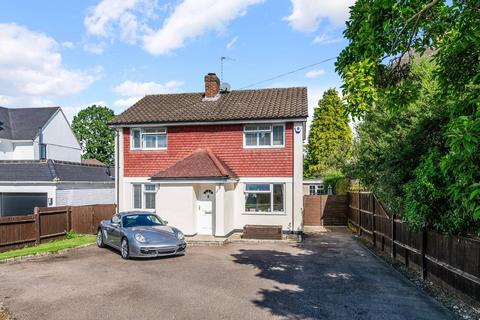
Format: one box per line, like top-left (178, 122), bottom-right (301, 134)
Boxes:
top-left (123, 123), bottom-right (294, 177)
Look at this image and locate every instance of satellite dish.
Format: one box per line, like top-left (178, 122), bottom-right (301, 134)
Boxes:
top-left (220, 82), bottom-right (231, 92)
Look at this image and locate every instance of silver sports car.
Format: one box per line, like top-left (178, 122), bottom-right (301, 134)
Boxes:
top-left (97, 211), bottom-right (187, 259)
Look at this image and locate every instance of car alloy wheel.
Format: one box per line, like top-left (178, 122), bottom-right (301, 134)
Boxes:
top-left (121, 238), bottom-right (129, 259)
top-left (96, 229), bottom-right (104, 248)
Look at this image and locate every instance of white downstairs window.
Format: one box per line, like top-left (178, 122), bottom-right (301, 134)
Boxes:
top-left (132, 184), bottom-right (156, 210)
top-left (244, 183), bottom-right (285, 213)
top-left (131, 128), bottom-right (167, 150)
top-left (243, 124), bottom-right (285, 148)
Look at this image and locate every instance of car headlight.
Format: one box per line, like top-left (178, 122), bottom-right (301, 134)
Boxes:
top-left (135, 233), bottom-right (146, 243)
top-left (177, 231), bottom-right (184, 240)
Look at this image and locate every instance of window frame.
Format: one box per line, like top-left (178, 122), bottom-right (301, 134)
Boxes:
top-left (243, 123), bottom-right (285, 149)
top-left (243, 183), bottom-right (285, 215)
top-left (132, 183), bottom-right (157, 210)
top-left (130, 127), bottom-right (168, 150)
top-left (309, 185), bottom-right (323, 195)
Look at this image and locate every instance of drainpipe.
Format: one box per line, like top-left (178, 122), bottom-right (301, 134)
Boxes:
top-left (115, 129), bottom-right (120, 212)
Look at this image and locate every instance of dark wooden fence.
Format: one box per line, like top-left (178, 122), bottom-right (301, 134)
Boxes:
top-left (304, 195), bottom-right (348, 226)
top-left (0, 204), bottom-right (116, 253)
top-left (348, 192), bottom-right (480, 302)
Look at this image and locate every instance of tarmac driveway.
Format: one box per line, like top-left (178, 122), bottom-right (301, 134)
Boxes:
top-left (0, 229), bottom-right (453, 320)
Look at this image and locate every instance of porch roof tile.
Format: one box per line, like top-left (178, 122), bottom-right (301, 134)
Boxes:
top-left (150, 149), bottom-right (237, 180)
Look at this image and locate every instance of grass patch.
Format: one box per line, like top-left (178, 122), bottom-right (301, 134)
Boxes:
top-left (0, 234), bottom-right (96, 261)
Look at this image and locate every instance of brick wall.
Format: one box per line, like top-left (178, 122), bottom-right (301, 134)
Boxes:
top-left (123, 123), bottom-right (294, 177)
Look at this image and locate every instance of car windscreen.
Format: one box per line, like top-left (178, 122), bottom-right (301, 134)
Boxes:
top-left (122, 214), bottom-right (165, 228)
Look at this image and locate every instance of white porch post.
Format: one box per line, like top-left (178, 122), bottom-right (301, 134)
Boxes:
top-left (214, 184), bottom-right (225, 236)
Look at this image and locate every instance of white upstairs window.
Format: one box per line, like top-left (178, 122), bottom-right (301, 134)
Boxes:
top-left (243, 124), bottom-right (285, 148)
top-left (131, 128), bottom-right (167, 150)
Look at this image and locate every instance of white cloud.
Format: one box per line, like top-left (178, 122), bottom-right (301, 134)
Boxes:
top-left (312, 33), bottom-right (342, 45)
top-left (226, 36), bottom-right (238, 49)
top-left (62, 41), bottom-right (75, 49)
top-left (83, 42), bottom-right (108, 54)
top-left (0, 23), bottom-right (101, 107)
top-left (113, 80), bottom-right (184, 109)
top-left (305, 69), bottom-right (325, 79)
top-left (142, 0), bottom-right (264, 55)
top-left (284, 0), bottom-right (355, 32)
top-left (84, 0), bottom-right (157, 44)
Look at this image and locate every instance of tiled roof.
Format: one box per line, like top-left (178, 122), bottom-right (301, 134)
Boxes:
top-left (0, 107), bottom-right (60, 140)
top-left (151, 149), bottom-right (237, 180)
top-left (0, 160), bottom-right (114, 182)
top-left (110, 87), bottom-right (308, 125)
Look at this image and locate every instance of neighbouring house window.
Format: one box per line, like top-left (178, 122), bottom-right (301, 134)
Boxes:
top-left (39, 143), bottom-right (47, 160)
top-left (244, 183), bottom-right (284, 213)
top-left (244, 124), bottom-right (284, 148)
top-left (132, 184), bottom-right (156, 209)
top-left (309, 185), bottom-right (323, 195)
top-left (131, 128), bottom-right (167, 150)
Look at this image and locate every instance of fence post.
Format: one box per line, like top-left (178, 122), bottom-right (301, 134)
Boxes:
top-left (371, 194), bottom-right (376, 247)
top-left (391, 213), bottom-right (396, 259)
top-left (358, 192), bottom-right (362, 236)
top-left (66, 206), bottom-right (72, 232)
top-left (421, 230), bottom-right (427, 279)
top-left (34, 207), bottom-right (40, 245)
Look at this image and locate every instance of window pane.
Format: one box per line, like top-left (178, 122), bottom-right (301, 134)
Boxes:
top-left (156, 135), bottom-right (167, 148)
top-left (244, 125), bottom-right (258, 131)
top-left (145, 192), bottom-right (155, 209)
top-left (144, 135), bottom-right (156, 148)
top-left (245, 133), bottom-right (257, 146)
top-left (132, 129), bottom-right (141, 148)
top-left (245, 193), bottom-right (271, 212)
top-left (133, 185), bottom-right (142, 209)
top-left (309, 185), bottom-right (316, 195)
top-left (144, 184), bottom-right (155, 191)
top-left (273, 184), bottom-right (284, 212)
top-left (273, 125), bottom-right (284, 145)
top-left (257, 124), bottom-right (271, 131)
top-left (258, 132), bottom-right (271, 146)
top-left (246, 184), bottom-right (270, 192)
top-left (144, 128), bottom-right (166, 133)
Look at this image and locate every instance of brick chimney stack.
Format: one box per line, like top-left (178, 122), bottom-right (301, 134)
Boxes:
top-left (204, 73), bottom-right (220, 98)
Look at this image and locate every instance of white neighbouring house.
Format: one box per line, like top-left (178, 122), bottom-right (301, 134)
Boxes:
top-left (0, 107), bottom-right (81, 162)
top-left (0, 106), bottom-right (115, 216)
top-left (110, 73), bottom-right (308, 237)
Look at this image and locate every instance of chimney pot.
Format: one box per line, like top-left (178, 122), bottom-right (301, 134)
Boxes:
top-left (204, 73), bottom-right (220, 98)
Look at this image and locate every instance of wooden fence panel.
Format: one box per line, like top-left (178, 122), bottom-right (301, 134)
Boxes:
top-left (0, 216), bottom-right (36, 251)
top-left (303, 195), bottom-right (347, 226)
top-left (0, 204), bottom-right (115, 253)
top-left (348, 192), bottom-right (480, 302)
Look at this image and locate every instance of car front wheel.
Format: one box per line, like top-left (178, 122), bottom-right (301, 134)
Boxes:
top-left (121, 238), bottom-right (129, 259)
top-left (96, 229), bottom-right (105, 248)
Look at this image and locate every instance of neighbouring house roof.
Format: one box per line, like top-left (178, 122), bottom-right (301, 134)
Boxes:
top-left (0, 107), bottom-right (60, 140)
top-left (0, 159), bottom-right (114, 183)
top-left (81, 158), bottom-right (105, 166)
top-left (151, 149), bottom-right (238, 180)
top-left (110, 87), bottom-right (308, 125)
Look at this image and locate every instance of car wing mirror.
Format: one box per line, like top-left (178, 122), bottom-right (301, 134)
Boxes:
top-left (164, 220), bottom-right (168, 225)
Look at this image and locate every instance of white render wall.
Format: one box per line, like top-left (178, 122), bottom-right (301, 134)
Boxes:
top-left (0, 141), bottom-right (35, 160)
top-left (157, 184), bottom-right (196, 235)
top-left (39, 111), bottom-right (81, 162)
top-left (56, 184), bottom-right (115, 206)
top-left (0, 184), bottom-right (57, 206)
top-left (292, 122), bottom-right (305, 232)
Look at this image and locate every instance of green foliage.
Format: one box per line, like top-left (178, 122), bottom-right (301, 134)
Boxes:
top-left (304, 88), bottom-right (352, 178)
top-left (66, 230), bottom-right (76, 239)
top-left (334, 178), bottom-right (349, 196)
top-left (71, 105), bottom-right (115, 165)
top-left (340, 0), bottom-right (480, 235)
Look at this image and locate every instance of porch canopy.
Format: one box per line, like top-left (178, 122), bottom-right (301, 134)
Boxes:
top-left (150, 149), bottom-right (238, 183)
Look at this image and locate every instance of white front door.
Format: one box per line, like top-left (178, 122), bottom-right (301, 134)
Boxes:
top-left (197, 186), bottom-right (214, 235)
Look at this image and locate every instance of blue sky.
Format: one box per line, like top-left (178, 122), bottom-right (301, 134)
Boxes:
top-left (0, 0), bottom-right (354, 126)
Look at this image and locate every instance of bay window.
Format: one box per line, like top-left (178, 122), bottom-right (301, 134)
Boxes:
top-left (244, 183), bottom-right (284, 213)
top-left (131, 128), bottom-right (167, 150)
top-left (244, 124), bottom-right (284, 148)
top-left (132, 184), bottom-right (156, 210)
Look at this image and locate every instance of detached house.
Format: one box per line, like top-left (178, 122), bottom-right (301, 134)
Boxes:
top-left (110, 73), bottom-right (307, 236)
top-left (0, 106), bottom-right (114, 216)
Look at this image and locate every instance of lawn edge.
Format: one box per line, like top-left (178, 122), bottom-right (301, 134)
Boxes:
top-left (0, 242), bottom-right (95, 264)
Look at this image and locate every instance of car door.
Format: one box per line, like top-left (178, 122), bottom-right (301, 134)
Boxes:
top-left (108, 214), bottom-right (122, 248)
